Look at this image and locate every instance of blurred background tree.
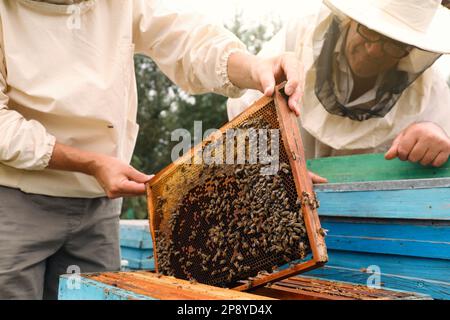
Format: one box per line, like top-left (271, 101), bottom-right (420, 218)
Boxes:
top-left (121, 14), bottom-right (281, 219)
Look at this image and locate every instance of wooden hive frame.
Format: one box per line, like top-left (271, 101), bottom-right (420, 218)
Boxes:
top-left (146, 84), bottom-right (328, 291)
top-left (58, 271), bottom-right (431, 300)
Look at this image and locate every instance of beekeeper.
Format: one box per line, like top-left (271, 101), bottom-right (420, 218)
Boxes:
top-left (0, 0), bottom-right (303, 299)
top-left (228, 0), bottom-right (450, 171)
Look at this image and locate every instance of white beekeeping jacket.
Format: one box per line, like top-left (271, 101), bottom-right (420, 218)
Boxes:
top-left (0, 0), bottom-right (246, 197)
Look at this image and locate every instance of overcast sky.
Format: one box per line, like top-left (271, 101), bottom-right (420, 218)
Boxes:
top-left (168, 0), bottom-right (449, 79)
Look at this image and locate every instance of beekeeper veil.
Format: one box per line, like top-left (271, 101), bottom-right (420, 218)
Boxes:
top-left (315, 0), bottom-right (449, 121)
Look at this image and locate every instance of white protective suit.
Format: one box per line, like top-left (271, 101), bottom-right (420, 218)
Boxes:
top-left (227, 5), bottom-right (450, 160)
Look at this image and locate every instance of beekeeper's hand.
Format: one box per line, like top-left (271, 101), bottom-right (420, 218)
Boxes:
top-left (48, 142), bottom-right (153, 198)
top-left (89, 155), bottom-right (153, 199)
top-left (309, 171), bottom-right (328, 184)
top-left (228, 51), bottom-right (304, 116)
top-left (385, 122), bottom-right (450, 167)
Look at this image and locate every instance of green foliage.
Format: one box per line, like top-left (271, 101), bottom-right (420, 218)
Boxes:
top-left (121, 16), bottom-right (281, 219)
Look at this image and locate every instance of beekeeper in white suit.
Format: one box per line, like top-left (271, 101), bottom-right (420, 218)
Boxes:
top-left (228, 0), bottom-right (450, 179)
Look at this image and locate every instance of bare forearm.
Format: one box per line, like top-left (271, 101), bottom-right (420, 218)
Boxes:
top-left (47, 142), bottom-right (151, 198)
top-left (227, 51), bottom-right (260, 91)
top-left (47, 142), bottom-right (101, 176)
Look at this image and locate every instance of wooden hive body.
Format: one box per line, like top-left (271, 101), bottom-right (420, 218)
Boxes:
top-left (58, 271), bottom-right (431, 300)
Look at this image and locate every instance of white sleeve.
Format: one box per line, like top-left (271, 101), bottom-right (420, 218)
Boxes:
top-left (418, 67), bottom-right (450, 136)
top-left (132, 0), bottom-right (247, 98)
top-left (0, 24), bottom-right (56, 171)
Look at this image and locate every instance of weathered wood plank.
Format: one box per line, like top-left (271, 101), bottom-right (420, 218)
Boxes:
top-left (304, 267), bottom-right (449, 300)
top-left (325, 236), bottom-right (450, 260)
top-left (120, 220), bottom-right (153, 249)
top-left (122, 258), bottom-right (154, 270)
top-left (274, 276), bottom-right (430, 300)
top-left (120, 247), bottom-right (153, 261)
top-left (59, 275), bottom-right (155, 300)
top-left (60, 271), bottom-right (274, 300)
top-left (303, 250), bottom-right (450, 299)
top-left (58, 272), bottom-right (430, 300)
top-left (327, 250), bottom-right (450, 282)
top-left (307, 153), bottom-right (450, 183)
top-left (316, 188), bottom-right (450, 220)
top-left (320, 219), bottom-right (450, 260)
top-left (321, 218), bottom-right (450, 242)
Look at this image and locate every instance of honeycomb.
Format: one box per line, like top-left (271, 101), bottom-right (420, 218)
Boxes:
top-left (147, 93), bottom-right (324, 289)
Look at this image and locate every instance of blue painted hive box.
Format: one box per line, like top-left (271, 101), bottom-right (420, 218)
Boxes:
top-left (119, 220), bottom-right (154, 270)
top-left (303, 153), bottom-right (450, 299)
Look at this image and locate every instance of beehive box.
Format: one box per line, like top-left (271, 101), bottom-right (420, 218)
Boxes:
top-left (58, 271), bottom-right (431, 300)
top-left (58, 271), bottom-right (273, 300)
top-left (120, 220), bottom-right (154, 270)
top-left (146, 85), bottom-right (327, 290)
top-left (303, 153), bottom-right (450, 299)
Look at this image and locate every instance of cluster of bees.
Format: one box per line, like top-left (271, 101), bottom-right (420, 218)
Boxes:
top-left (154, 116), bottom-right (318, 287)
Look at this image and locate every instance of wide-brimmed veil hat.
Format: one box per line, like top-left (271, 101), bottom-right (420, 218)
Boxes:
top-left (323, 0), bottom-right (450, 54)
